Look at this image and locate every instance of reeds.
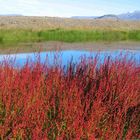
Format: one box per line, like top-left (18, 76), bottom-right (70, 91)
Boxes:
top-left (0, 29), bottom-right (140, 46)
top-left (0, 55), bottom-right (140, 139)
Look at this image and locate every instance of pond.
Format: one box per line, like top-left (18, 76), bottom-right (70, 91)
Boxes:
top-left (0, 49), bottom-right (140, 67)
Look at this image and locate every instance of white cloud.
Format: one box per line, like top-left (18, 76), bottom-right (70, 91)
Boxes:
top-left (0, 0), bottom-right (102, 17)
top-left (0, 0), bottom-right (139, 17)
top-left (0, 0), bottom-right (42, 15)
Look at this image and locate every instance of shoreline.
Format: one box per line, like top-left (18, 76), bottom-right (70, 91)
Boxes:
top-left (0, 41), bottom-right (140, 54)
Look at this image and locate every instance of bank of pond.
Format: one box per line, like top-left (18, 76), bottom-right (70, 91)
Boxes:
top-left (0, 29), bottom-right (140, 46)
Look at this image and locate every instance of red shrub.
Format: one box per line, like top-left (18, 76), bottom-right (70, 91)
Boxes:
top-left (0, 55), bottom-right (140, 139)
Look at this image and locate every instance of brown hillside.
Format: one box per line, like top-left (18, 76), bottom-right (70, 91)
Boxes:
top-left (0, 16), bottom-right (140, 30)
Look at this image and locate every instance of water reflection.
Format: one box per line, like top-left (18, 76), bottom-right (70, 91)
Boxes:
top-left (0, 50), bottom-right (140, 67)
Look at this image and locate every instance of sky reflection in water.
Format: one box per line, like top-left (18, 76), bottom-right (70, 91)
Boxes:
top-left (0, 50), bottom-right (140, 67)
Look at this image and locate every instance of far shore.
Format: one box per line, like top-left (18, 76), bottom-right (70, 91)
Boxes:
top-left (0, 41), bottom-right (140, 54)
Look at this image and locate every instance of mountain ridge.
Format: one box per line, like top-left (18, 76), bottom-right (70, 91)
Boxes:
top-left (72, 11), bottom-right (140, 20)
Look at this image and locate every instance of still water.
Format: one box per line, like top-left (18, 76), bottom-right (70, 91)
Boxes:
top-left (0, 50), bottom-right (140, 67)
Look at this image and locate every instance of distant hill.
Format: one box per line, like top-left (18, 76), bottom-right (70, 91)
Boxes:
top-left (95, 14), bottom-right (119, 20)
top-left (0, 14), bottom-right (23, 16)
top-left (71, 11), bottom-right (140, 20)
top-left (118, 11), bottom-right (140, 20)
top-left (71, 16), bottom-right (96, 19)
top-left (1, 11), bottom-right (140, 20)
top-left (1, 16), bottom-right (140, 31)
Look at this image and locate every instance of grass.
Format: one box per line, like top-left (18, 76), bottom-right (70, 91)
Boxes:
top-left (0, 29), bottom-right (140, 46)
top-left (0, 54), bottom-right (140, 139)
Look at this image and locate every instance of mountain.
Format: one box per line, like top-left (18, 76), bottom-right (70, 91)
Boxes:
top-left (71, 11), bottom-right (140, 20)
top-left (118, 11), bottom-right (140, 20)
top-left (95, 14), bottom-right (119, 20)
top-left (0, 14), bottom-right (23, 16)
top-left (71, 16), bottom-right (96, 19)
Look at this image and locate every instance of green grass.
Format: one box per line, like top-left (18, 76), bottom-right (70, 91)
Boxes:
top-left (0, 29), bottom-right (140, 46)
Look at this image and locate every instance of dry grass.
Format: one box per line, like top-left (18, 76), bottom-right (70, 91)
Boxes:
top-left (0, 16), bottom-right (140, 31)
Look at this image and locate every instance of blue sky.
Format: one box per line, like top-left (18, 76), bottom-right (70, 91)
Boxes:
top-left (0, 0), bottom-right (140, 17)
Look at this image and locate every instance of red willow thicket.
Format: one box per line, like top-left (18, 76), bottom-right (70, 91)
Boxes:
top-left (0, 54), bottom-right (140, 140)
